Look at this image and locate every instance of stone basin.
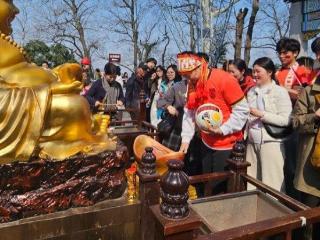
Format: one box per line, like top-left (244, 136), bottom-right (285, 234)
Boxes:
top-left (191, 190), bottom-right (294, 233)
top-left (0, 196), bottom-right (140, 240)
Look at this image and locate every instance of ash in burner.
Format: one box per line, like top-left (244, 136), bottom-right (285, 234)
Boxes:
top-left (0, 144), bottom-right (128, 223)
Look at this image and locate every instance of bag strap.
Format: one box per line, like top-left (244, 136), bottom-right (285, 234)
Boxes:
top-left (315, 94), bottom-right (320, 105)
top-left (311, 94), bottom-right (320, 167)
top-left (170, 83), bottom-right (176, 107)
top-left (314, 94), bottom-right (320, 130)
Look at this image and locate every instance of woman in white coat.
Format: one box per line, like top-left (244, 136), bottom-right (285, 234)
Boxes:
top-left (246, 57), bottom-right (292, 192)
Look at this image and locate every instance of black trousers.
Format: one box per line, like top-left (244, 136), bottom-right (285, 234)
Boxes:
top-left (197, 142), bottom-right (232, 197)
top-left (183, 133), bottom-right (202, 176)
top-left (283, 131), bottom-right (301, 200)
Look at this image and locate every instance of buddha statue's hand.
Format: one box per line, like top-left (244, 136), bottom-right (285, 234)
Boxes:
top-left (51, 81), bottom-right (83, 94)
top-left (53, 63), bottom-right (82, 84)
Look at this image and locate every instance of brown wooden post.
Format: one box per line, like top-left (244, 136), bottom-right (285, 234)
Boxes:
top-left (227, 140), bottom-right (251, 192)
top-left (151, 160), bottom-right (202, 240)
top-left (284, 231), bottom-right (292, 240)
top-left (139, 89), bottom-right (146, 126)
top-left (138, 147), bottom-right (160, 240)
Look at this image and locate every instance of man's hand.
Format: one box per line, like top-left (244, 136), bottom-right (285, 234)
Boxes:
top-left (167, 105), bottom-right (178, 116)
top-left (95, 101), bottom-right (102, 107)
top-left (179, 142), bottom-right (189, 154)
top-left (116, 100), bottom-right (123, 106)
top-left (51, 81), bottom-right (82, 94)
top-left (250, 108), bottom-right (264, 118)
top-left (207, 126), bottom-right (223, 135)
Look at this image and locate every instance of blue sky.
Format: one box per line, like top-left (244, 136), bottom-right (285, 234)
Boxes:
top-left (11, 0), bottom-right (317, 70)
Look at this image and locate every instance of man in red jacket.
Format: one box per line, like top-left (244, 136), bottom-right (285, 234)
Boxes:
top-left (178, 52), bottom-right (249, 195)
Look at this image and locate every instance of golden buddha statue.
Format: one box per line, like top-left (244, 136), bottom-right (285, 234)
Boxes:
top-left (0, 0), bottom-right (115, 163)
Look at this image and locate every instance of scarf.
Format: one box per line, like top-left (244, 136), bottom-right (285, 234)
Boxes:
top-left (177, 52), bottom-right (209, 110)
top-left (102, 79), bottom-right (119, 105)
top-left (239, 75), bottom-right (255, 95)
top-left (248, 83), bottom-right (273, 143)
top-left (186, 64), bottom-right (209, 109)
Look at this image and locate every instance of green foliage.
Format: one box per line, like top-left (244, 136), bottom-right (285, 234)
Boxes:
top-left (49, 43), bottom-right (77, 66)
top-left (24, 40), bottom-right (76, 67)
top-left (24, 40), bottom-right (50, 66)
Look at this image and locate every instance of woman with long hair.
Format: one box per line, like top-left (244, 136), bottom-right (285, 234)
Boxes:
top-left (157, 64), bottom-right (183, 151)
top-left (155, 64), bottom-right (181, 120)
top-left (150, 65), bottom-right (166, 126)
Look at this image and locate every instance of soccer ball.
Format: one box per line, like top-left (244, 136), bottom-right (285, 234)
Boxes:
top-left (195, 103), bottom-right (223, 132)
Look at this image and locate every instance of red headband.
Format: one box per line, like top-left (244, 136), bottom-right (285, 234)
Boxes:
top-left (177, 53), bottom-right (209, 109)
top-left (177, 53), bottom-right (203, 75)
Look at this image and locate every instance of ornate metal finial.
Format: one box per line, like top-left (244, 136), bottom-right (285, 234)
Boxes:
top-left (140, 147), bottom-right (156, 175)
top-left (160, 160), bottom-right (189, 219)
top-left (231, 140), bottom-right (246, 162)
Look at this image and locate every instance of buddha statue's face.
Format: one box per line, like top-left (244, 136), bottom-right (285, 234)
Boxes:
top-left (0, 0), bottom-right (19, 35)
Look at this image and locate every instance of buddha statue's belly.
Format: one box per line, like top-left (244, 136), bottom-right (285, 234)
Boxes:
top-left (41, 94), bottom-right (93, 141)
top-left (39, 94), bottom-right (102, 159)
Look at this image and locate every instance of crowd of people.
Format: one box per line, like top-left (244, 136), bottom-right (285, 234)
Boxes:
top-left (41, 36), bottom-right (320, 237)
top-left (176, 37), bottom-right (320, 239)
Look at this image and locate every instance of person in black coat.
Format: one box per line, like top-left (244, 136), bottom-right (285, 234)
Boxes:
top-left (125, 64), bottom-right (148, 120)
top-left (86, 63), bottom-right (124, 114)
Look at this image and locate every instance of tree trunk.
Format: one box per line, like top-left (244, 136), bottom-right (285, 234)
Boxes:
top-left (201, 0), bottom-right (211, 54)
top-left (244, 0), bottom-right (259, 65)
top-left (70, 0), bottom-right (90, 59)
top-left (131, 0), bottom-right (139, 68)
top-left (142, 42), bottom-right (158, 62)
top-left (162, 26), bottom-right (170, 66)
top-left (189, 19), bottom-right (196, 52)
top-left (234, 8), bottom-right (248, 59)
top-left (189, 5), bottom-right (196, 52)
top-left (77, 23), bottom-right (90, 58)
